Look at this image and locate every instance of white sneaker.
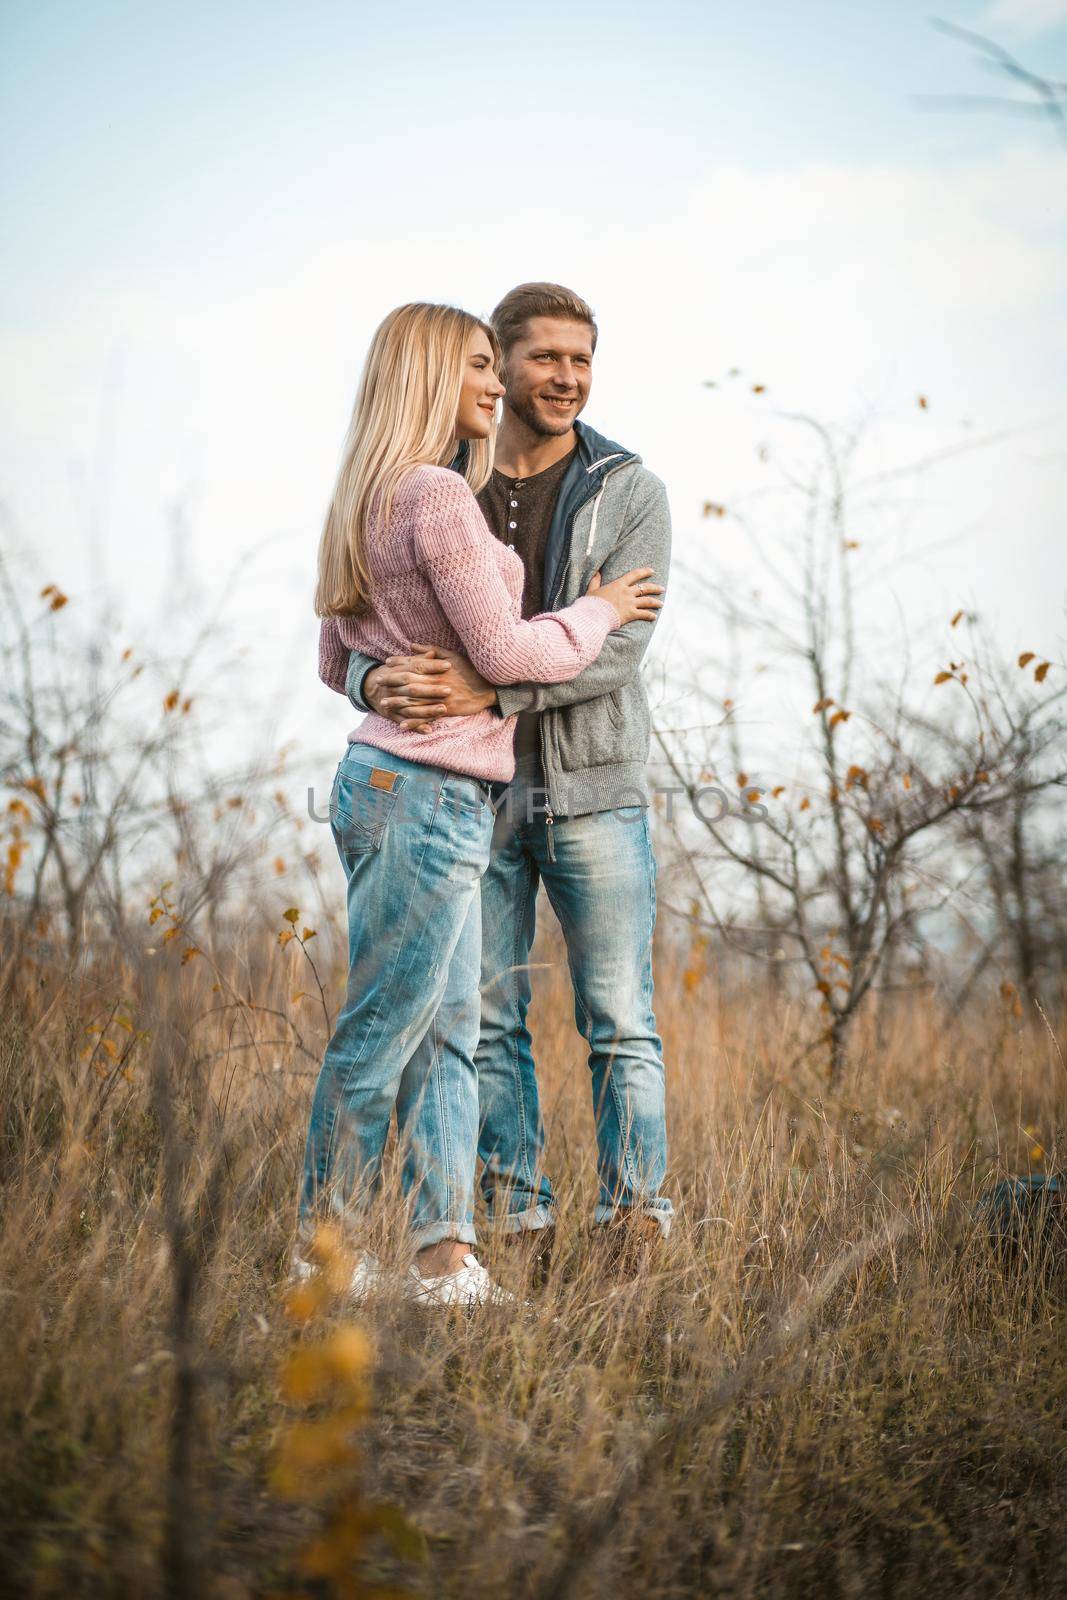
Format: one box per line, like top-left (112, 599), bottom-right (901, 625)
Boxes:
top-left (289, 1245), bottom-right (384, 1303)
top-left (406, 1252), bottom-right (516, 1309)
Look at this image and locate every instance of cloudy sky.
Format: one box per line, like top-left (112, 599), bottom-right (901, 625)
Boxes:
top-left (2, 0), bottom-right (1065, 780)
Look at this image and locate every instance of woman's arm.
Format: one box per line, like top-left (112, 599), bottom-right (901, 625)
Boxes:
top-left (318, 615), bottom-right (351, 695)
top-left (414, 470), bottom-right (618, 687)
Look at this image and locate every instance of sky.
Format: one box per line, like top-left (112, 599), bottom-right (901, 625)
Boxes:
top-left (2, 0), bottom-right (1065, 788)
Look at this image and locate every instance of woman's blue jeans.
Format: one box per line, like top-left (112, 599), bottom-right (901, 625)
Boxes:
top-left (300, 745), bottom-right (496, 1250)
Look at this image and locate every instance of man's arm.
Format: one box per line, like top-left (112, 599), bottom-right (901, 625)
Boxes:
top-left (496, 470), bottom-right (671, 717)
top-left (345, 650), bottom-right (380, 713)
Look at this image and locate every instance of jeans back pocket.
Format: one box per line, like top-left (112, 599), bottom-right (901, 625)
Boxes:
top-left (330, 766), bottom-right (402, 856)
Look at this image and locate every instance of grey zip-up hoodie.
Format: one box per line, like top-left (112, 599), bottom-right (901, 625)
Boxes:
top-left (344, 420), bottom-right (671, 824)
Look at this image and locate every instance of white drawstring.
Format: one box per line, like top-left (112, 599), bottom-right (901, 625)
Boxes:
top-left (585, 488), bottom-right (604, 557)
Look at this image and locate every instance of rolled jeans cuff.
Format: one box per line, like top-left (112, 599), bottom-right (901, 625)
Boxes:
top-left (594, 1201), bottom-right (674, 1239)
top-left (497, 1203), bottom-right (556, 1235)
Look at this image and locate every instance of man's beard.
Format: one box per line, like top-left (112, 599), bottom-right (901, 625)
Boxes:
top-left (507, 390), bottom-right (582, 438)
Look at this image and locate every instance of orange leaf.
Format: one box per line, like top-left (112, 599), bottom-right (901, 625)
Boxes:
top-left (1017, 652), bottom-right (1035, 669)
top-left (301, 927), bottom-right (316, 942)
top-left (798, 797), bottom-right (811, 811)
top-left (163, 690), bottom-right (180, 712)
top-left (902, 773), bottom-right (912, 790)
top-left (950, 609), bottom-right (963, 627)
top-left (752, 383), bottom-right (766, 394)
top-left (1034, 661), bottom-right (1051, 683)
top-left (812, 697), bottom-right (834, 713)
top-left (736, 771), bottom-right (748, 786)
top-left (828, 710), bottom-right (850, 727)
top-left (933, 671), bottom-right (953, 685)
top-left (771, 785), bottom-right (785, 798)
top-left (917, 394), bottom-right (928, 409)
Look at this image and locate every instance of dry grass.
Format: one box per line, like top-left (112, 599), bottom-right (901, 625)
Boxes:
top-left (0, 903), bottom-right (1064, 1599)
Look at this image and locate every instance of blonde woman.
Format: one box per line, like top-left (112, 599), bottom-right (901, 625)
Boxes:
top-left (299, 303), bottom-right (663, 1308)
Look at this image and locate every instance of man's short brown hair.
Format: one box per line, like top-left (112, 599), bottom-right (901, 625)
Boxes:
top-left (490, 282), bottom-right (598, 357)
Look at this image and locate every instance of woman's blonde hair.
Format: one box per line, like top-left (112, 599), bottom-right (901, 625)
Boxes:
top-left (315, 302), bottom-right (501, 617)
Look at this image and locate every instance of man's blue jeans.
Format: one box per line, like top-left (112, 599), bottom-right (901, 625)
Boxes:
top-left (476, 752), bottom-right (674, 1236)
top-left (300, 745), bottom-right (496, 1250)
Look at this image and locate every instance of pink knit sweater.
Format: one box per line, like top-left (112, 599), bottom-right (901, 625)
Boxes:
top-left (318, 464), bottom-right (619, 782)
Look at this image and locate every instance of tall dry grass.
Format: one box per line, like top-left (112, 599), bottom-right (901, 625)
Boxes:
top-left (0, 898), bottom-right (1064, 1598)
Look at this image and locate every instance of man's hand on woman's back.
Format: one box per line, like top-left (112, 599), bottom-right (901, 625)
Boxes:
top-left (364, 646), bottom-right (497, 732)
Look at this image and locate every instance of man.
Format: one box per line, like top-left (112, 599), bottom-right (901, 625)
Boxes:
top-left (344, 282), bottom-right (674, 1271)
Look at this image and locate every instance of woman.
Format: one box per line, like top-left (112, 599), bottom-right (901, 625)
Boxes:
top-left (299, 303), bottom-right (663, 1307)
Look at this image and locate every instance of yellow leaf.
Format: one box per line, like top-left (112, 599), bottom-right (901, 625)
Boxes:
top-left (322, 1325), bottom-right (374, 1383)
top-left (162, 927), bottom-right (181, 943)
top-left (148, 907), bottom-right (164, 925)
top-left (283, 907), bottom-right (300, 924)
top-left (180, 946), bottom-right (200, 965)
top-left (278, 929), bottom-right (295, 947)
top-left (301, 927), bottom-right (316, 941)
top-left (283, 1281), bottom-right (326, 1326)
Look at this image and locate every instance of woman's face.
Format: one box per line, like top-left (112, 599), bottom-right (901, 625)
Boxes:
top-left (454, 327), bottom-right (505, 441)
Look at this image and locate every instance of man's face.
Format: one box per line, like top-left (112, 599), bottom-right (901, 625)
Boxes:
top-left (502, 316), bottom-right (594, 437)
